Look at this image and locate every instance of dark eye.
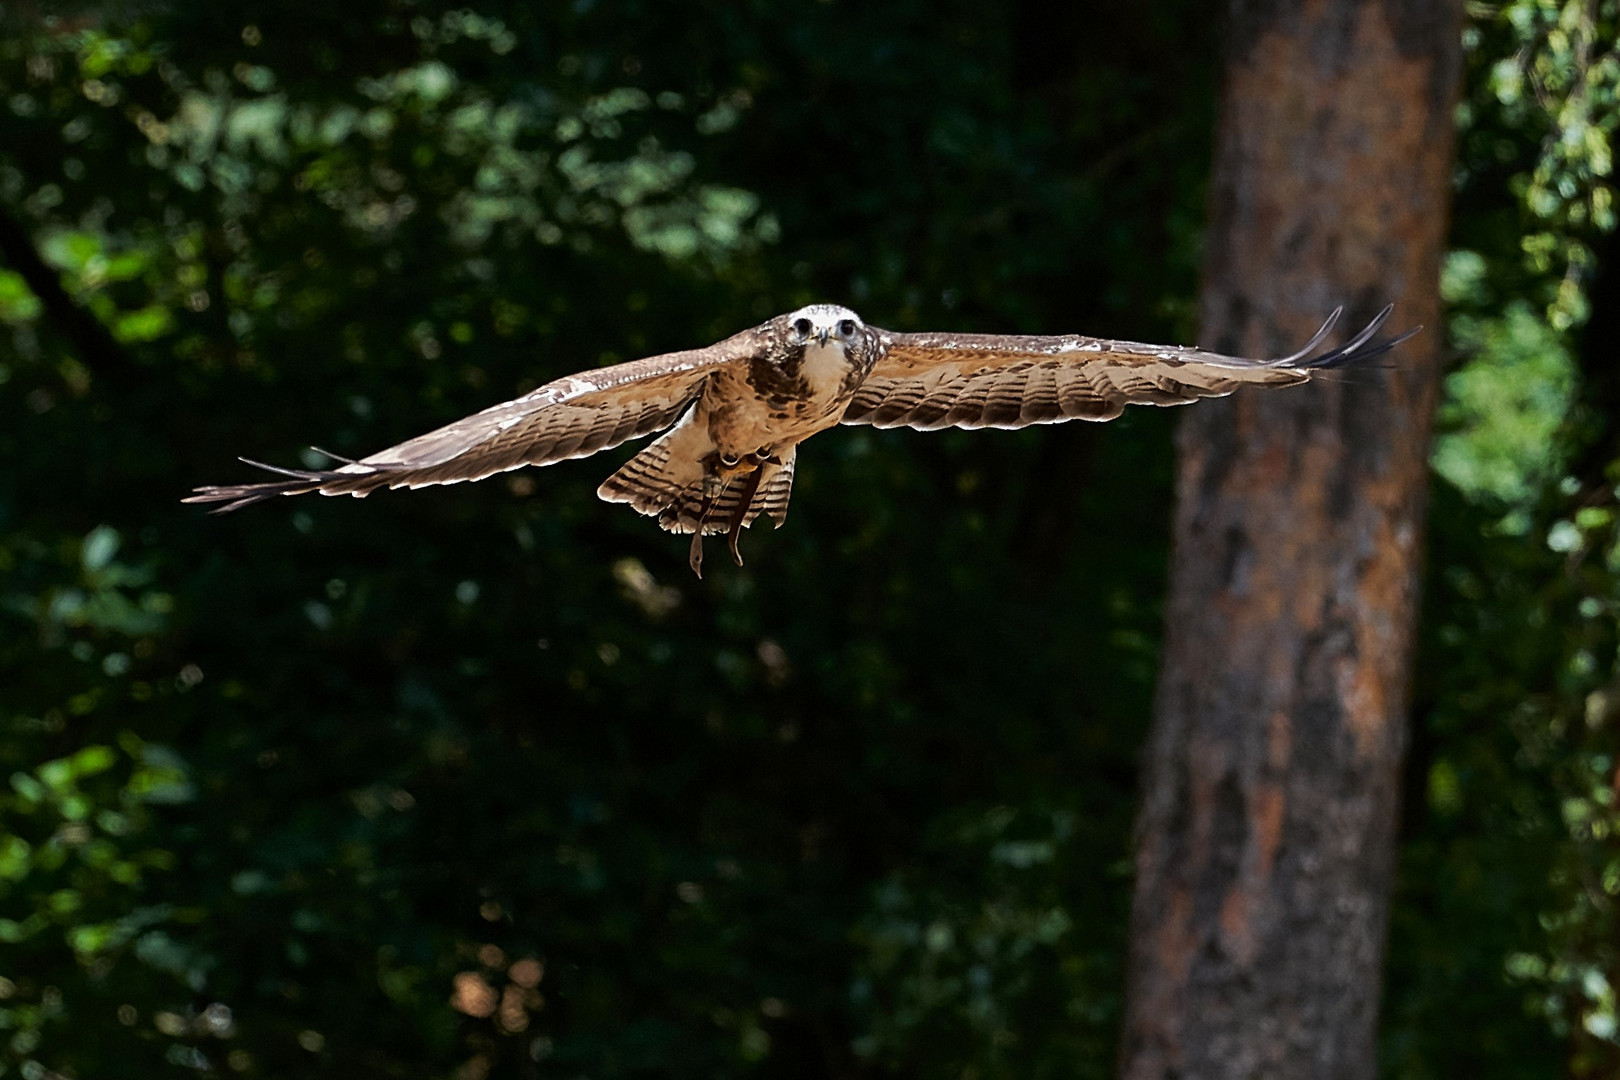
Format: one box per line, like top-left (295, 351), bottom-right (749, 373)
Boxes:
top-left (838, 319), bottom-right (857, 336)
top-left (793, 318), bottom-right (812, 337)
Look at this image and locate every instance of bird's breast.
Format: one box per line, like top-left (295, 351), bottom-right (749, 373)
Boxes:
top-left (740, 343), bottom-right (857, 417)
top-left (796, 341), bottom-right (853, 401)
top-left (706, 344), bottom-right (858, 455)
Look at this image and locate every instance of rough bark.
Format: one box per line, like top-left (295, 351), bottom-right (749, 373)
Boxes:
top-left (1118, 2), bottom-right (1462, 1078)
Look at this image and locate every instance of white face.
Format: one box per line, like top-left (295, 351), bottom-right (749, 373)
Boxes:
top-left (787, 304), bottom-right (863, 347)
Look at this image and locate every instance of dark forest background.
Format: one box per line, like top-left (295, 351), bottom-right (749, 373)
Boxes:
top-left (0, 1), bottom-right (1616, 1077)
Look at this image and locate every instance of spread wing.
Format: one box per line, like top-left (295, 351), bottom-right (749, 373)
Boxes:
top-left (184, 329), bottom-right (766, 512)
top-left (843, 305), bottom-right (1415, 430)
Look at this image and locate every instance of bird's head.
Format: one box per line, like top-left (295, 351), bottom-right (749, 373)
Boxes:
top-left (785, 304), bottom-right (864, 348)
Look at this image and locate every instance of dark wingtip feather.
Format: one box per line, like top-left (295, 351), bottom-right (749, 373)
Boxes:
top-left (183, 456), bottom-right (379, 513)
top-left (1294, 304), bottom-right (1417, 370)
top-left (183, 479), bottom-right (310, 513)
top-left (1270, 306), bottom-right (1343, 365)
top-left (309, 445), bottom-right (361, 465)
top-left (236, 456), bottom-right (326, 481)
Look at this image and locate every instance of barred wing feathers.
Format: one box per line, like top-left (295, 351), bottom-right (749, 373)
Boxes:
top-left (184, 330), bottom-right (766, 512)
top-left (845, 305), bottom-right (1413, 431)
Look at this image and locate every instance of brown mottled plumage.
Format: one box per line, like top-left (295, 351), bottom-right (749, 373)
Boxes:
top-left (186, 303), bottom-right (1416, 575)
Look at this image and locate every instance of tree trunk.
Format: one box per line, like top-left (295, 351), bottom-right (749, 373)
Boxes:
top-left (1118, 3), bottom-right (1462, 1078)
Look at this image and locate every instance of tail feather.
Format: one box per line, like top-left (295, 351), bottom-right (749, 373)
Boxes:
top-left (596, 405), bottom-right (706, 514)
top-left (751, 454), bottom-right (795, 527)
top-left (657, 448), bottom-right (796, 535)
top-left (597, 434), bottom-right (797, 536)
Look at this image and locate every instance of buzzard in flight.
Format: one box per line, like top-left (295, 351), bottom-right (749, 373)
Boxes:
top-left (186, 303), bottom-right (1414, 575)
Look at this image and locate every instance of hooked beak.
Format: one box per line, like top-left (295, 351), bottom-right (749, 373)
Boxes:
top-left (815, 326), bottom-right (831, 346)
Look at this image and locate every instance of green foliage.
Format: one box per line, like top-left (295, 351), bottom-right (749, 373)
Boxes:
top-left (851, 806), bottom-right (1123, 1075)
top-left (1388, 2), bottom-right (1620, 1077)
top-left (1461, 0), bottom-right (1619, 328)
top-left (0, 3), bottom-right (1208, 1077)
top-left (1, 1), bottom-right (1614, 1077)
top-left (1432, 266), bottom-right (1574, 516)
top-left (0, 516), bottom-right (201, 1072)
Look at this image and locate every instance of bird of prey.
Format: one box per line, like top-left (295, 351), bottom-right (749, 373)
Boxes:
top-left (186, 303), bottom-right (1414, 575)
